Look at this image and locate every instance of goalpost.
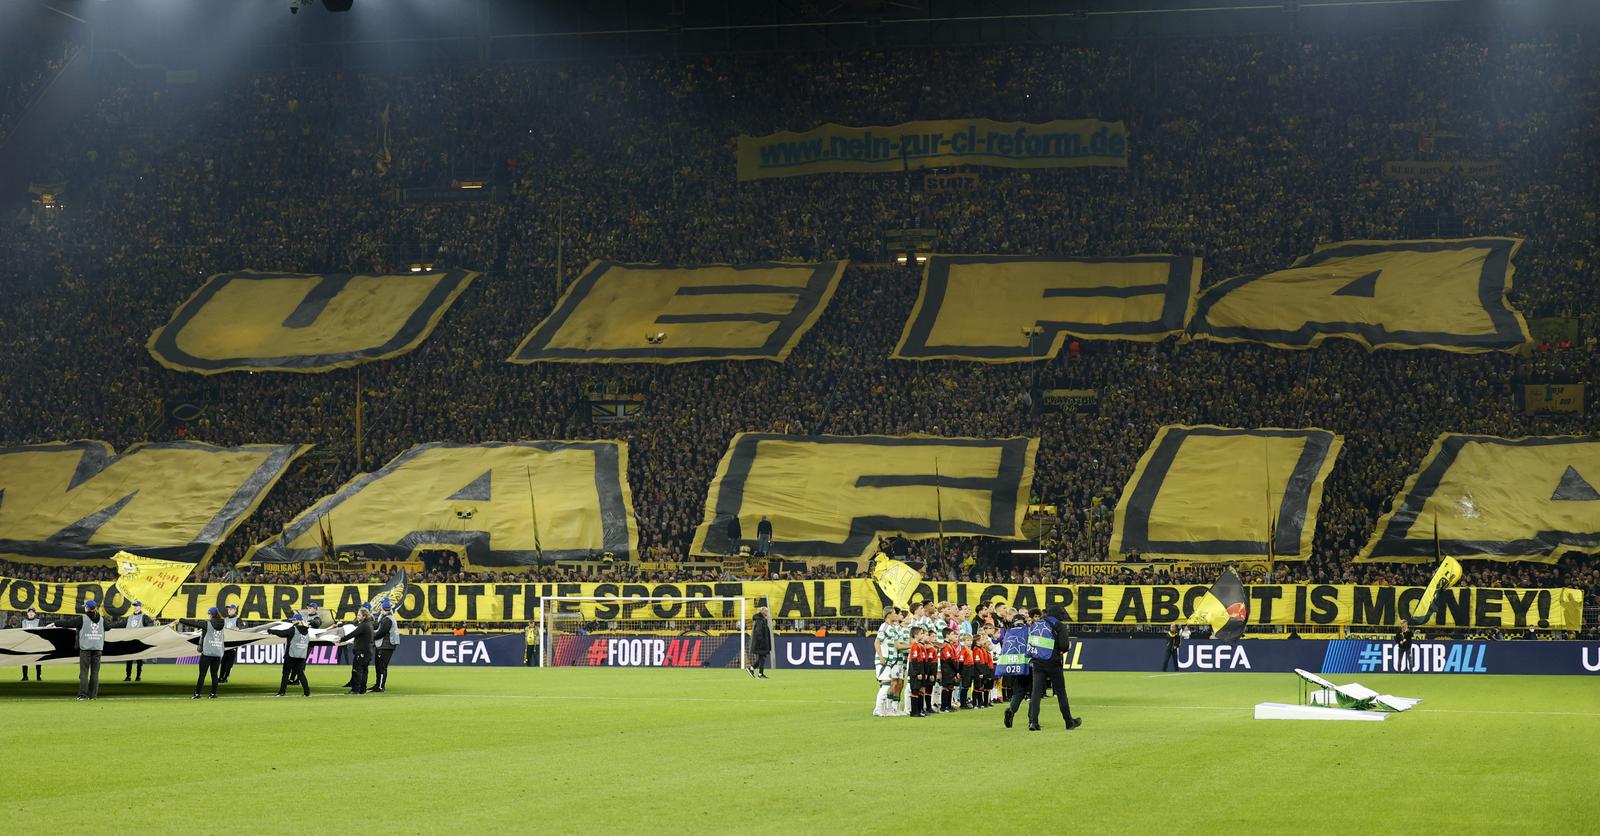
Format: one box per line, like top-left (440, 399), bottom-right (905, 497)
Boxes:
top-left (537, 596), bottom-right (751, 669)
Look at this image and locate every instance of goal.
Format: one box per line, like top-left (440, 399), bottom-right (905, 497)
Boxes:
top-left (537, 596), bottom-right (753, 669)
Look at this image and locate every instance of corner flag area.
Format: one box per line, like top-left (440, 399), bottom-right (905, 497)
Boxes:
top-left (2, 668), bottom-right (1594, 833)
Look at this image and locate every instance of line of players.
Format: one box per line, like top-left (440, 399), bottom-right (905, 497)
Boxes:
top-left (874, 600), bottom-right (1005, 717)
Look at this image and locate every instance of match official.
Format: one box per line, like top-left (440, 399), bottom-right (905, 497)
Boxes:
top-left (372, 599), bottom-right (400, 692)
top-left (115, 601), bottom-right (155, 682)
top-left (269, 614), bottom-right (313, 697)
top-left (20, 607), bottom-right (44, 682)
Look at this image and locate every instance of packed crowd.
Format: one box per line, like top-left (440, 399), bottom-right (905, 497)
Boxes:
top-left (0, 31), bottom-right (1596, 624)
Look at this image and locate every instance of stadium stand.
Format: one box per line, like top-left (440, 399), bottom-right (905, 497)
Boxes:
top-left (0, 30), bottom-right (1595, 634)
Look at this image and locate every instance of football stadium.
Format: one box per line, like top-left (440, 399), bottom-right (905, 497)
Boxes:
top-left (0, 0), bottom-right (1597, 832)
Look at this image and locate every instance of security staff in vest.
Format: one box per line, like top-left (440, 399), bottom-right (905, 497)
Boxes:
top-left (179, 607), bottom-right (228, 699)
top-left (218, 603), bottom-right (241, 683)
top-left (287, 605), bottom-right (323, 687)
top-left (371, 598), bottom-right (400, 693)
top-left (345, 605), bottom-right (375, 695)
top-left (1162, 625), bottom-right (1182, 672)
top-left (20, 607), bottom-right (44, 682)
top-left (268, 614), bottom-right (313, 697)
top-left (52, 600), bottom-right (108, 700)
top-left (115, 601), bottom-right (155, 682)
top-left (1027, 606), bottom-right (1082, 732)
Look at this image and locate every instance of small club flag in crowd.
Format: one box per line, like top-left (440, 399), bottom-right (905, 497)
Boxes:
top-left (870, 552), bottom-right (921, 610)
top-left (112, 551), bottom-right (195, 615)
top-left (368, 569), bottom-right (408, 610)
top-left (1189, 566), bottom-right (1250, 642)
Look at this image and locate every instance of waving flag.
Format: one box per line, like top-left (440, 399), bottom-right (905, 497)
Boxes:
top-left (1189, 567), bottom-right (1250, 641)
top-left (113, 551), bottom-right (195, 615)
top-left (870, 552), bottom-right (922, 610)
top-left (368, 569), bottom-right (408, 610)
top-left (1408, 556), bottom-right (1464, 624)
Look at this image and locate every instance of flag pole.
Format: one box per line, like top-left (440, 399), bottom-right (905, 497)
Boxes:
top-left (1264, 439), bottom-right (1276, 565)
top-left (934, 457), bottom-right (945, 568)
top-left (524, 466), bottom-right (545, 563)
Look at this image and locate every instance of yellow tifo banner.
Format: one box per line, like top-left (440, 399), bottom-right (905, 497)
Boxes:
top-left (148, 269), bottom-right (478, 374)
top-left (0, 440), bottom-right (309, 567)
top-left (1189, 238), bottom-right (1528, 352)
top-left (737, 118), bottom-right (1128, 181)
top-left (892, 254), bottom-right (1200, 361)
top-left (510, 261), bottom-right (846, 363)
top-left (690, 434), bottom-right (1038, 561)
top-left (0, 576), bottom-right (1581, 629)
top-left (1359, 434), bottom-right (1600, 564)
top-left (1110, 426), bottom-right (1343, 562)
top-left (245, 441), bottom-right (638, 568)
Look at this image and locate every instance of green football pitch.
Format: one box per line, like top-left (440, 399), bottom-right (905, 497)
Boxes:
top-left (1, 666), bottom-right (1595, 834)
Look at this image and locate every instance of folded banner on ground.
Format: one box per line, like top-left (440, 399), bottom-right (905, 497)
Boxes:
top-left (247, 441), bottom-right (636, 567)
top-left (690, 434), bottom-right (1037, 561)
top-left (148, 269), bottom-right (478, 374)
top-left (1190, 238), bottom-right (1528, 352)
top-left (737, 118), bottom-right (1128, 180)
top-left (511, 261), bottom-right (845, 363)
top-left (0, 577), bottom-right (1581, 629)
top-left (1359, 435), bottom-right (1600, 563)
top-left (1110, 426), bottom-right (1343, 562)
top-left (894, 254), bottom-right (1199, 361)
top-left (0, 441), bottom-right (308, 566)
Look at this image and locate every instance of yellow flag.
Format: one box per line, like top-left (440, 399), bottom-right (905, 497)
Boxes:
top-left (113, 552), bottom-right (195, 616)
top-left (870, 552), bottom-right (922, 610)
top-left (1407, 556), bottom-right (1464, 623)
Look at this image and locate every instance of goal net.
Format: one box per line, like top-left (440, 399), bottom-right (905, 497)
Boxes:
top-left (537, 596), bottom-right (752, 669)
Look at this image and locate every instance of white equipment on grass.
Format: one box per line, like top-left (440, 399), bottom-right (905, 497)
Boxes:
top-left (536, 596), bottom-right (751, 669)
top-left (1254, 669), bottom-right (1422, 721)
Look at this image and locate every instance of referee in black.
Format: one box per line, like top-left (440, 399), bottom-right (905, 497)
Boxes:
top-left (1027, 606), bottom-right (1082, 732)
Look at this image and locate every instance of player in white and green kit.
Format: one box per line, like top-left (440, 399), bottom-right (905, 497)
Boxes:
top-left (873, 607), bottom-right (911, 716)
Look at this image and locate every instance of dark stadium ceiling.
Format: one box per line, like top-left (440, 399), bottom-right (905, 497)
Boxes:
top-left (37, 0), bottom-right (1599, 65)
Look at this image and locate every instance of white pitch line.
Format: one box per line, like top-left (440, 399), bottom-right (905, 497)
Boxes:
top-left (30, 691), bottom-right (1600, 718)
top-left (1145, 673), bottom-right (1186, 678)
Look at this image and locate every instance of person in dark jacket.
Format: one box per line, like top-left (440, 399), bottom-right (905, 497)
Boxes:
top-left (19, 607), bottom-right (44, 682)
top-left (52, 600), bottom-right (108, 700)
top-left (755, 516), bottom-right (773, 557)
top-left (344, 605), bottom-right (375, 694)
top-left (115, 601), bottom-right (156, 682)
top-left (1162, 625), bottom-right (1182, 672)
top-left (178, 607), bottom-right (229, 699)
top-left (268, 614), bottom-right (313, 697)
top-left (746, 605), bottom-right (773, 679)
top-left (1027, 606), bottom-right (1082, 731)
